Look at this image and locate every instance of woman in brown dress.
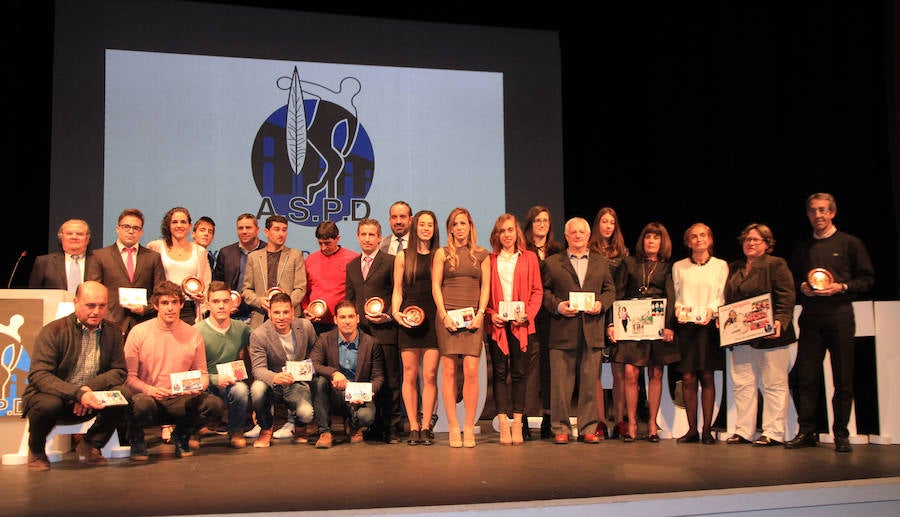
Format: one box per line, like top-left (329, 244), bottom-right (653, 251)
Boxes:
top-left (432, 207), bottom-right (491, 447)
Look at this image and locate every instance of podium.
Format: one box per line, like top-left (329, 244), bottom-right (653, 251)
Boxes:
top-left (0, 289), bottom-right (94, 462)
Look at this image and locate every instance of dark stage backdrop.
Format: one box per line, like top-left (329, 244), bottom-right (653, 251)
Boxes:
top-left (5, 1), bottom-right (898, 300)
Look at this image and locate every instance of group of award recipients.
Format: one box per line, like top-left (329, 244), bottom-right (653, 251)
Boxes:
top-left (20, 191), bottom-right (874, 471)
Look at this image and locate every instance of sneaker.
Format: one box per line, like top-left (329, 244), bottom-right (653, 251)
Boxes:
top-left (350, 427), bottom-right (366, 444)
top-left (130, 438), bottom-right (150, 461)
top-left (244, 424), bottom-right (261, 438)
top-left (253, 429), bottom-right (273, 448)
top-left (228, 431), bottom-right (247, 449)
top-left (75, 440), bottom-right (108, 465)
top-left (273, 421), bottom-right (295, 439)
top-left (172, 431), bottom-right (194, 458)
top-left (28, 452), bottom-right (51, 471)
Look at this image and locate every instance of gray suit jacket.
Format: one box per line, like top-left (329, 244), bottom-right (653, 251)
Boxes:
top-left (248, 317), bottom-right (317, 386)
top-left (379, 233), bottom-right (408, 255)
top-left (28, 251), bottom-right (94, 290)
top-left (542, 251), bottom-right (616, 350)
top-left (242, 247), bottom-right (307, 328)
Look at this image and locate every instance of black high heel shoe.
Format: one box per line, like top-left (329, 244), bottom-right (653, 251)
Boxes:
top-left (407, 429), bottom-right (420, 445)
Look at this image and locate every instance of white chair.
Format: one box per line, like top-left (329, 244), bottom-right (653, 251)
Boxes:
top-left (1, 418), bottom-right (130, 465)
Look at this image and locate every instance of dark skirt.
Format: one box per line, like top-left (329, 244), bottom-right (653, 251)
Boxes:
top-left (674, 322), bottom-right (725, 373)
top-left (613, 339), bottom-right (680, 367)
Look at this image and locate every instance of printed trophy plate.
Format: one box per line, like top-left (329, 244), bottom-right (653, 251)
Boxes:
top-left (364, 297), bottom-right (385, 317)
top-left (230, 290), bottom-right (242, 306)
top-left (181, 277), bottom-right (204, 298)
top-left (807, 268), bottom-right (834, 290)
top-left (266, 286), bottom-right (286, 300)
top-left (403, 305), bottom-right (425, 327)
top-left (308, 299), bottom-right (328, 318)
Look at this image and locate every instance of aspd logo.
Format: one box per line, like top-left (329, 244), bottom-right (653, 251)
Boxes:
top-left (250, 66), bottom-right (375, 226)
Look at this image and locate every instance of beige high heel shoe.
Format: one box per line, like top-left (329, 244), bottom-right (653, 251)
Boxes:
top-left (463, 426), bottom-right (476, 448)
top-left (511, 414), bottom-right (524, 445)
top-left (448, 425), bottom-right (462, 448)
top-left (498, 414), bottom-right (512, 445)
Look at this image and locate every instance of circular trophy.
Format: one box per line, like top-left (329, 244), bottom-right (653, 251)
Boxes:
top-left (364, 297), bottom-right (385, 318)
top-left (403, 305), bottom-right (425, 327)
top-left (307, 299), bottom-right (328, 319)
top-left (266, 286), bottom-right (286, 300)
top-left (181, 277), bottom-right (204, 299)
top-left (230, 290), bottom-right (242, 306)
top-left (807, 268), bottom-right (834, 290)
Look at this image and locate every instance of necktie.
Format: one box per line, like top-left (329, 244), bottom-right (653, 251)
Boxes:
top-left (396, 235), bottom-right (406, 253)
top-left (362, 256), bottom-right (372, 280)
top-left (125, 247), bottom-right (136, 282)
top-left (68, 256), bottom-right (80, 293)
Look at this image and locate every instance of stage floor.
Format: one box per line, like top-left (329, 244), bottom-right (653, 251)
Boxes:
top-left (2, 422), bottom-right (899, 517)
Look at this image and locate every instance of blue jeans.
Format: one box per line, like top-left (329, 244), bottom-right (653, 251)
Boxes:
top-left (250, 380), bottom-right (313, 430)
top-left (313, 375), bottom-right (376, 434)
top-left (207, 382), bottom-right (250, 433)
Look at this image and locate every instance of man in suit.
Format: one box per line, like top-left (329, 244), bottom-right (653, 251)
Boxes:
top-left (213, 213), bottom-right (266, 324)
top-left (345, 218), bottom-right (402, 443)
top-left (379, 201), bottom-right (412, 255)
top-left (310, 300), bottom-right (385, 448)
top-left (21, 281), bottom-right (127, 471)
top-left (247, 292), bottom-right (317, 447)
top-left (542, 217), bottom-right (615, 444)
top-left (241, 215), bottom-right (306, 329)
top-left (28, 219), bottom-right (93, 294)
top-left (86, 208), bottom-right (166, 336)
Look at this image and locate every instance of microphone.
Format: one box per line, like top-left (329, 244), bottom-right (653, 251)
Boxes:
top-left (7, 251), bottom-right (27, 289)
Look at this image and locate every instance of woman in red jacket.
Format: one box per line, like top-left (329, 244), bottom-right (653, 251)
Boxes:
top-left (485, 214), bottom-right (543, 445)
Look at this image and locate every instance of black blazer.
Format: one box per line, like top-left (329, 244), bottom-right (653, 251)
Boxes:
top-left (310, 328), bottom-right (384, 395)
top-left (28, 252), bottom-right (93, 290)
top-left (345, 251), bottom-right (397, 346)
top-left (212, 240), bottom-right (267, 290)
top-left (542, 251), bottom-right (616, 350)
top-left (86, 244), bottom-right (166, 334)
top-left (724, 254), bottom-right (797, 349)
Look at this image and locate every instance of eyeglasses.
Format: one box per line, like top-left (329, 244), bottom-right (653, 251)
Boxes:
top-left (744, 237), bottom-right (764, 244)
top-left (118, 224), bottom-right (143, 232)
top-left (806, 207), bottom-right (832, 215)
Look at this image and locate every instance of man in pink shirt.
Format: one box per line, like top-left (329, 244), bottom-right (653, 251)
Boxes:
top-left (303, 221), bottom-right (359, 333)
top-left (124, 280), bottom-right (224, 460)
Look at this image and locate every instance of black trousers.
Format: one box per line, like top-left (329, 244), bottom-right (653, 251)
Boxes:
top-left (26, 391), bottom-right (126, 454)
top-left (794, 305), bottom-right (856, 437)
top-left (490, 329), bottom-right (529, 415)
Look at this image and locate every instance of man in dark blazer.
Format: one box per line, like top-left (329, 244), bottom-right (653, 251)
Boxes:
top-left (542, 217), bottom-right (615, 444)
top-left (86, 208), bottom-right (166, 337)
top-left (28, 219), bottom-right (93, 293)
top-left (212, 213), bottom-right (266, 324)
top-left (310, 300), bottom-right (385, 448)
top-left (345, 218), bottom-right (402, 443)
top-left (21, 281), bottom-right (127, 471)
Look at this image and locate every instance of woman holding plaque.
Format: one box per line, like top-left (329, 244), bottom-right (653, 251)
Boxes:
top-left (147, 206), bottom-right (211, 325)
top-left (523, 206), bottom-right (563, 438)
top-left (672, 222), bottom-right (728, 445)
top-left (723, 223), bottom-right (796, 446)
top-left (391, 210), bottom-right (441, 446)
top-left (485, 214), bottom-right (542, 445)
top-left (589, 206), bottom-right (629, 439)
top-left (607, 222), bottom-right (678, 442)
top-left (432, 207), bottom-right (491, 448)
